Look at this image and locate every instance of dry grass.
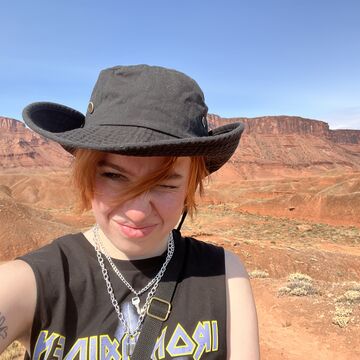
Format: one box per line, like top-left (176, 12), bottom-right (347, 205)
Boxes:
top-left (278, 272), bottom-right (318, 297)
top-left (335, 282), bottom-right (360, 304)
top-left (344, 281), bottom-right (360, 292)
top-left (0, 341), bottom-right (25, 360)
top-left (343, 290), bottom-right (360, 302)
top-left (249, 269), bottom-right (270, 279)
top-left (331, 281), bottom-right (360, 328)
top-left (332, 305), bottom-right (353, 328)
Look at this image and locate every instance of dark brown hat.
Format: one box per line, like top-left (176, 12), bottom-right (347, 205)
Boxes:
top-left (22, 65), bottom-right (244, 173)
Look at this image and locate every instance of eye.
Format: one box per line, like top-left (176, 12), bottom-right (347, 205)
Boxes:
top-left (100, 172), bottom-right (127, 181)
top-left (157, 184), bottom-right (179, 190)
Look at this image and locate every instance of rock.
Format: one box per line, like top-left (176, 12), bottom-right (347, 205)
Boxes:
top-left (297, 224), bottom-right (313, 232)
top-left (0, 117), bottom-right (72, 168)
top-left (207, 114), bottom-right (360, 179)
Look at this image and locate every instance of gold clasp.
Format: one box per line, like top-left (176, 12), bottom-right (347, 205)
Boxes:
top-left (146, 297), bottom-right (171, 321)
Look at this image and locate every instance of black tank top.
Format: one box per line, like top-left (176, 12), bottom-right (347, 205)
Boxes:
top-left (20, 230), bottom-right (227, 359)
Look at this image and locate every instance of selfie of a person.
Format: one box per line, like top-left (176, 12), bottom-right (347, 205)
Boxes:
top-left (1, 1), bottom-right (359, 359)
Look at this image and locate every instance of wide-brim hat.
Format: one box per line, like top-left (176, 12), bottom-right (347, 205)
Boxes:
top-left (22, 65), bottom-right (244, 174)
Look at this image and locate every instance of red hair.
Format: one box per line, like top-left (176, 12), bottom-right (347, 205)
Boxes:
top-left (71, 149), bottom-right (209, 217)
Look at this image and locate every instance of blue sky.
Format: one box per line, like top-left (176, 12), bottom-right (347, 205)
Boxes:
top-left (1, 0), bottom-right (359, 129)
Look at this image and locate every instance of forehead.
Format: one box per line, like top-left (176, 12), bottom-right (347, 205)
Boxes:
top-left (99, 153), bottom-right (191, 178)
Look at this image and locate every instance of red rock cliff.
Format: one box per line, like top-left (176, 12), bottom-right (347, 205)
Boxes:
top-left (207, 114), bottom-right (360, 142)
top-left (0, 117), bottom-right (27, 131)
top-left (0, 117), bottom-right (72, 168)
top-left (1, 114), bottom-right (359, 177)
top-left (328, 129), bottom-right (360, 144)
top-left (207, 114), bottom-right (360, 178)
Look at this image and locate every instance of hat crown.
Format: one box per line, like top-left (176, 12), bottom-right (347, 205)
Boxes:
top-left (22, 64), bottom-right (244, 174)
top-left (85, 65), bottom-right (209, 139)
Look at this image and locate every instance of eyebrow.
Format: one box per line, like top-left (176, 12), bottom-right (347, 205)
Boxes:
top-left (98, 160), bottom-right (132, 175)
top-left (97, 160), bottom-right (184, 180)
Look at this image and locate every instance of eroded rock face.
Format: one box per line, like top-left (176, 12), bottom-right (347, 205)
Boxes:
top-left (1, 115), bottom-right (360, 177)
top-left (207, 114), bottom-right (360, 178)
top-left (0, 187), bottom-right (75, 260)
top-left (207, 114), bottom-right (360, 142)
top-left (328, 129), bottom-right (360, 144)
top-left (0, 117), bottom-right (27, 131)
top-left (0, 117), bottom-right (72, 168)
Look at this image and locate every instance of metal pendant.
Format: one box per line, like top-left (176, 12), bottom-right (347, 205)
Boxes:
top-left (131, 296), bottom-right (141, 315)
top-left (126, 334), bottom-right (137, 356)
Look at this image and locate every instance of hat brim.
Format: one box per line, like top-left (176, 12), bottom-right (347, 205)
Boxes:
top-left (23, 102), bottom-right (244, 173)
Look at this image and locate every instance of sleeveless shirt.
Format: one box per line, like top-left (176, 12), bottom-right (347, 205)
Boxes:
top-left (19, 230), bottom-right (227, 359)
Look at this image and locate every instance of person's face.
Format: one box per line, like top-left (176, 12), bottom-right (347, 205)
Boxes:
top-left (91, 153), bottom-right (191, 256)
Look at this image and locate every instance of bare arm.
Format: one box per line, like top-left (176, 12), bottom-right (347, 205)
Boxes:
top-left (0, 260), bottom-right (36, 355)
top-left (225, 250), bottom-right (260, 359)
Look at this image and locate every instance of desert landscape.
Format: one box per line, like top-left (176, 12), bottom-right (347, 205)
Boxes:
top-left (0, 115), bottom-right (359, 359)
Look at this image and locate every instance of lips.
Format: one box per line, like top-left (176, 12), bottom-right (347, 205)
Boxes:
top-left (114, 221), bottom-right (158, 238)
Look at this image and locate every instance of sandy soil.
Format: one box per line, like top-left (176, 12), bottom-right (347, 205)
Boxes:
top-left (183, 206), bottom-right (360, 359)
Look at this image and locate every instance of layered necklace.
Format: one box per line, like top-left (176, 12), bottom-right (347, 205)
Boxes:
top-left (92, 224), bottom-right (174, 353)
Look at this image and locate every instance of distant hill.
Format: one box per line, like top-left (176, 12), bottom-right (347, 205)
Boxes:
top-left (0, 185), bottom-right (74, 260)
top-left (1, 115), bottom-right (360, 178)
top-left (208, 114), bottom-right (360, 178)
top-left (0, 117), bottom-right (72, 169)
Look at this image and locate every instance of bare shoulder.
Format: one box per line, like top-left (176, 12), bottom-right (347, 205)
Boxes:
top-left (225, 249), bottom-right (249, 278)
top-left (0, 260), bottom-right (36, 354)
top-left (225, 250), bottom-right (260, 359)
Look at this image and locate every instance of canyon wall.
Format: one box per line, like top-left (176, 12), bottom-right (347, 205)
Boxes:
top-left (0, 117), bottom-right (72, 168)
top-left (207, 114), bottom-right (360, 142)
top-left (1, 115), bottom-right (359, 178)
top-left (207, 114), bottom-right (360, 178)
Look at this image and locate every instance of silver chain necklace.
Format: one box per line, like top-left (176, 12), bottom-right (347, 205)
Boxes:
top-left (93, 224), bottom-right (174, 315)
top-left (92, 224), bottom-right (174, 344)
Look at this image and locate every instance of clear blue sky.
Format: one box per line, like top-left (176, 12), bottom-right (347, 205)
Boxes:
top-left (1, 0), bottom-right (360, 129)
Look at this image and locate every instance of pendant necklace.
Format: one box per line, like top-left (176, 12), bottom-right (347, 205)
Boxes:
top-left (93, 224), bottom-right (174, 314)
top-left (92, 224), bottom-right (175, 355)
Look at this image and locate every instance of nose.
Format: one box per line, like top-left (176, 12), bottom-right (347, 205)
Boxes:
top-left (120, 192), bottom-right (153, 224)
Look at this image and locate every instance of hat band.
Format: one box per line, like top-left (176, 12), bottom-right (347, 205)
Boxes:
top-left (96, 123), bottom-right (185, 139)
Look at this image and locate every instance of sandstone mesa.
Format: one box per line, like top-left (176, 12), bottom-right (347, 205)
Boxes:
top-left (1, 115), bottom-right (359, 178)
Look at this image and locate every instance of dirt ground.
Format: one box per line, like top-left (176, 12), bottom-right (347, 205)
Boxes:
top-left (182, 204), bottom-right (360, 359)
top-left (0, 170), bottom-right (359, 359)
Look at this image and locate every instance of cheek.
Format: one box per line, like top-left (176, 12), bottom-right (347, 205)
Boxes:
top-left (92, 178), bottom-right (118, 209)
top-left (154, 190), bottom-right (187, 216)
top-left (91, 194), bottom-right (113, 219)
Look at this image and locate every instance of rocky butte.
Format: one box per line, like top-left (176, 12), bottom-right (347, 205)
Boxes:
top-left (207, 114), bottom-right (360, 179)
top-left (1, 115), bottom-right (360, 178)
top-left (0, 117), bottom-right (72, 169)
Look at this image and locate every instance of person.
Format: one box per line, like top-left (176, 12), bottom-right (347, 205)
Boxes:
top-left (0, 65), bottom-right (259, 359)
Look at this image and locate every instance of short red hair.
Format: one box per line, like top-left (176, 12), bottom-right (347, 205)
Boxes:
top-left (71, 149), bottom-right (209, 217)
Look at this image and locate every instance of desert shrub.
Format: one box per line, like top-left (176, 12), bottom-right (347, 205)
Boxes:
top-left (343, 290), bottom-right (360, 303)
top-left (0, 341), bottom-right (25, 360)
top-left (332, 306), bottom-right (353, 328)
top-left (278, 272), bottom-right (318, 297)
top-left (288, 273), bottom-right (313, 283)
top-left (345, 281), bottom-right (360, 292)
top-left (336, 289), bottom-right (360, 304)
top-left (249, 269), bottom-right (269, 279)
